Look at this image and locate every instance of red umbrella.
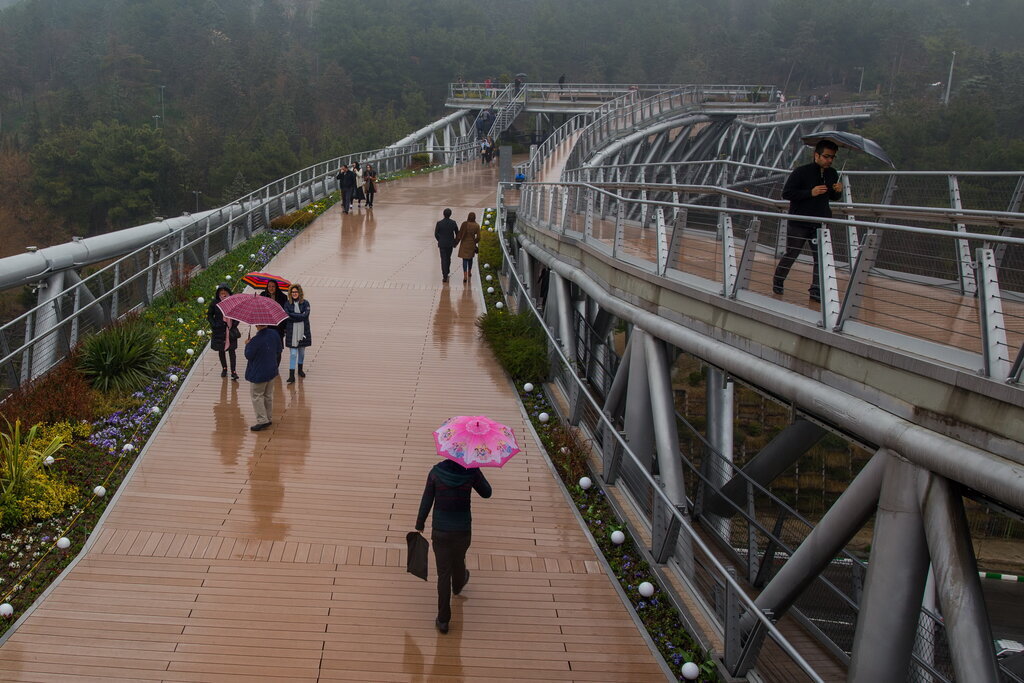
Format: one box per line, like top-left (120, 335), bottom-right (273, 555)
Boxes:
top-left (216, 293), bottom-right (287, 326)
top-left (241, 272), bottom-right (290, 290)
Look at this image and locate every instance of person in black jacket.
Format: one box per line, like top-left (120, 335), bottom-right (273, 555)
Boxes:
top-left (260, 280), bottom-right (288, 364)
top-left (434, 208), bottom-right (459, 283)
top-left (336, 164), bottom-right (357, 213)
top-left (415, 458), bottom-right (492, 634)
top-left (772, 140), bottom-right (843, 302)
top-left (244, 324), bottom-right (282, 431)
top-left (207, 283), bottom-right (240, 380)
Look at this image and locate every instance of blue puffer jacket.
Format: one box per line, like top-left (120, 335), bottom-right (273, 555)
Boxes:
top-left (244, 327), bottom-right (282, 383)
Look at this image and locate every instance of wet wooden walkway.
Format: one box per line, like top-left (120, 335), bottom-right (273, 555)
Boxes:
top-left (0, 164), bottom-right (668, 681)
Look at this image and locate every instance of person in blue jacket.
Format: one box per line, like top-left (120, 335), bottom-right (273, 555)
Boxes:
top-left (284, 283), bottom-right (311, 384)
top-left (244, 324), bottom-right (282, 431)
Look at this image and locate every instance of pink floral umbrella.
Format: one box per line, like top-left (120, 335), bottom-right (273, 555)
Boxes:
top-left (433, 415), bottom-right (521, 468)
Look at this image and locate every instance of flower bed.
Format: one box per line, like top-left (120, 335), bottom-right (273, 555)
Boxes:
top-left (477, 208), bottom-right (718, 682)
top-left (0, 194), bottom-right (337, 633)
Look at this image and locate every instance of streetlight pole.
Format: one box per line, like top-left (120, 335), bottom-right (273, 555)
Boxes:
top-left (159, 85), bottom-right (166, 123)
top-left (943, 51), bottom-right (956, 106)
top-left (855, 66), bottom-right (865, 94)
top-left (192, 190), bottom-right (201, 213)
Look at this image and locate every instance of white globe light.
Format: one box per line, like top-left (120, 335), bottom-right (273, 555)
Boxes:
top-left (483, 263), bottom-right (491, 270)
top-left (196, 297), bottom-right (205, 304)
top-left (237, 264), bottom-right (244, 270)
top-left (56, 537), bottom-right (71, 550)
top-left (0, 604), bottom-right (13, 618)
top-left (197, 330), bottom-right (205, 336)
top-left (487, 287), bottom-right (494, 294)
top-left (273, 236), bottom-right (278, 241)
top-left (523, 383), bottom-right (534, 392)
top-left (186, 348), bottom-right (195, 356)
top-left (176, 318), bottom-right (184, 324)
top-left (560, 447), bottom-right (568, 454)
top-left (639, 581), bottom-right (655, 598)
top-left (485, 275), bottom-right (493, 282)
top-left (249, 253), bottom-right (256, 258)
top-left (611, 530), bottom-right (626, 545)
top-left (579, 476), bottom-right (592, 490)
top-left (538, 412), bottom-right (549, 423)
top-left (121, 444), bottom-right (134, 453)
top-left (93, 485), bottom-right (107, 497)
top-left (169, 374), bottom-right (179, 383)
top-left (681, 662), bottom-right (700, 680)
top-left (495, 302), bottom-right (504, 309)
top-left (43, 456), bottom-right (55, 466)
top-left (488, 227), bottom-right (494, 232)
top-left (151, 406), bottom-right (161, 415)
top-left (226, 275), bottom-right (232, 280)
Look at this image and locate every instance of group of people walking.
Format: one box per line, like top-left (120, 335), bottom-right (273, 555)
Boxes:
top-left (335, 162), bottom-right (378, 213)
top-left (206, 278), bottom-right (314, 432)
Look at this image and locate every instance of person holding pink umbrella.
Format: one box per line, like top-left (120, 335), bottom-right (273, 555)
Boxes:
top-left (414, 415), bottom-right (518, 634)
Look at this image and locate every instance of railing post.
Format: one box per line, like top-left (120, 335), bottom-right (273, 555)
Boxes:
top-left (733, 217), bottom-right (761, 296)
top-left (817, 227), bottom-right (840, 330)
top-left (949, 175), bottom-right (978, 296)
top-left (613, 201), bottom-right (624, 258)
top-left (655, 208), bottom-right (669, 276)
top-left (976, 247), bottom-right (1010, 379)
top-left (720, 213), bottom-right (738, 297)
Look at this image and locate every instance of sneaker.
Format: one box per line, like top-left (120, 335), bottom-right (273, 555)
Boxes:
top-left (772, 285), bottom-right (784, 295)
top-left (221, 368), bottom-right (228, 377)
top-left (435, 618), bottom-right (449, 634)
top-left (231, 372), bottom-right (239, 381)
top-left (250, 422), bottom-right (272, 432)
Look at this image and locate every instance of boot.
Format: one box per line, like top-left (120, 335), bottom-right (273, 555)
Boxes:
top-left (297, 364), bottom-right (306, 378)
top-left (287, 369), bottom-right (296, 384)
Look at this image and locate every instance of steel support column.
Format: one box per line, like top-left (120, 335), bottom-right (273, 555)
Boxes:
top-left (624, 331), bottom-right (655, 472)
top-left (848, 454), bottom-right (929, 683)
top-left (704, 366), bottom-right (733, 539)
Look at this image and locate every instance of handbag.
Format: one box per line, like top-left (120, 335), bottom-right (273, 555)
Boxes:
top-left (229, 326), bottom-right (241, 340)
top-left (406, 531), bottom-right (429, 580)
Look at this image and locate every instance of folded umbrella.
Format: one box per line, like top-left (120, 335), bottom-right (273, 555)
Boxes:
top-left (801, 130), bottom-right (896, 169)
top-left (215, 293), bottom-right (287, 326)
top-left (433, 415), bottom-right (521, 468)
top-left (241, 272), bottom-right (291, 291)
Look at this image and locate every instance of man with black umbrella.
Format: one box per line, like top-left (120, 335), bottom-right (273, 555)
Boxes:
top-left (772, 140), bottom-right (843, 303)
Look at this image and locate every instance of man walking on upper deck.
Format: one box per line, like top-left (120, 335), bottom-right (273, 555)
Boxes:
top-left (772, 140), bottom-right (843, 303)
top-left (434, 208), bottom-right (459, 283)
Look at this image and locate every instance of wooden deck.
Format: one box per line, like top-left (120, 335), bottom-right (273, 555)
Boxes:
top-left (0, 164), bottom-right (668, 682)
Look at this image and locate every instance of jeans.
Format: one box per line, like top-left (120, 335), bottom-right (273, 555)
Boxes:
top-left (462, 257), bottom-right (474, 273)
top-left (289, 347), bottom-right (306, 369)
top-left (773, 222), bottom-right (821, 296)
top-left (250, 380), bottom-right (273, 425)
top-left (431, 529), bottom-right (471, 624)
top-left (438, 247), bottom-right (454, 278)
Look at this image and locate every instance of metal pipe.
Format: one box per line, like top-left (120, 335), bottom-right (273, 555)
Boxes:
top-left (643, 331), bottom-right (687, 504)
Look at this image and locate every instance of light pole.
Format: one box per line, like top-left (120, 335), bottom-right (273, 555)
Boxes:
top-left (854, 66), bottom-right (865, 94)
top-left (192, 190), bottom-right (201, 213)
top-left (159, 85), bottom-right (166, 123)
top-left (943, 51), bottom-right (956, 106)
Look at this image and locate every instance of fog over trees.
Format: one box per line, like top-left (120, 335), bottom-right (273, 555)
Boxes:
top-left (0, 0), bottom-right (1021, 252)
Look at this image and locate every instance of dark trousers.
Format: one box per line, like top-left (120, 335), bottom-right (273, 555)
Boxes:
top-left (438, 246), bottom-right (454, 278)
top-left (432, 529), bottom-right (471, 624)
top-left (341, 188), bottom-right (354, 212)
top-left (217, 348), bottom-right (236, 372)
top-left (773, 222), bottom-right (821, 295)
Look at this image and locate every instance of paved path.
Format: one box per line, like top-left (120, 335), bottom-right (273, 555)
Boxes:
top-left (0, 163), bottom-right (667, 681)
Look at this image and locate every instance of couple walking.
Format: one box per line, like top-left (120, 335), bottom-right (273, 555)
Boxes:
top-left (433, 208), bottom-right (481, 283)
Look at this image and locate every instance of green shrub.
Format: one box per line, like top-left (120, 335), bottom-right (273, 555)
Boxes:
top-left (477, 309), bottom-right (549, 381)
top-left (0, 419), bottom-right (75, 528)
top-left (410, 152), bottom-right (431, 168)
top-left (79, 317), bottom-right (167, 393)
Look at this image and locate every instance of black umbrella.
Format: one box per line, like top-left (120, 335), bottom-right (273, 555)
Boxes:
top-left (515, 72), bottom-right (527, 78)
top-left (801, 130), bottom-right (896, 169)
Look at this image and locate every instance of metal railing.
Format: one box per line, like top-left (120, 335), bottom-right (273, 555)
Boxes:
top-left (494, 184), bottom-right (826, 682)
top-left (512, 179), bottom-right (1024, 383)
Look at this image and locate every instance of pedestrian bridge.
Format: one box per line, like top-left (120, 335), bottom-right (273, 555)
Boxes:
top-left (0, 83), bottom-right (1022, 682)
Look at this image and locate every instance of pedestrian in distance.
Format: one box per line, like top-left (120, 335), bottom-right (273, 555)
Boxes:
top-left (244, 324), bottom-right (282, 431)
top-left (353, 161), bottom-right (366, 207)
top-left (208, 283), bottom-right (240, 380)
top-left (772, 140), bottom-right (843, 303)
top-left (284, 284), bottom-right (311, 384)
top-left (434, 208), bottom-right (459, 283)
top-left (558, 73), bottom-right (566, 90)
top-left (336, 164), bottom-right (357, 213)
top-left (456, 212), bottom-right (481, 284)
top-left (363, 164), bottom-right (378, 208)
top-left (415, 458), bottom-right (492, 634)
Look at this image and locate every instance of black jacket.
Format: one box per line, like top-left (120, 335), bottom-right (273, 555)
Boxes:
top-left (416, 459), bottom-right (492, 532)
top-left (434, 218), bottom-right (459, 248)
top-left (782, 161), bottom-right (841, 228)
top-left (336, 170), bottom-right (357, 190)
top-left (207, 284), bottom-right (239, 352)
